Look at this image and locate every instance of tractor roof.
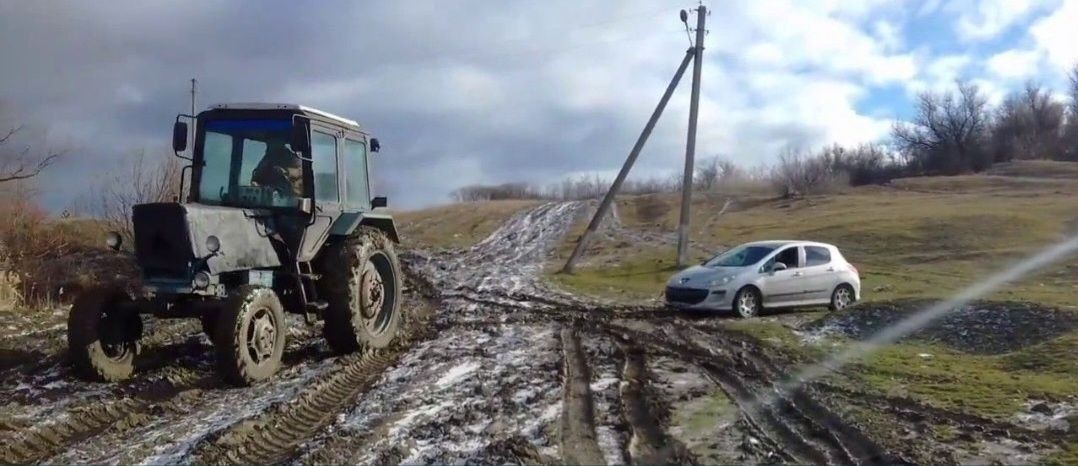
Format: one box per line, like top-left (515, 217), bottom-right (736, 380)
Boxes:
top-left (208, 103), bottom-right (360, 129)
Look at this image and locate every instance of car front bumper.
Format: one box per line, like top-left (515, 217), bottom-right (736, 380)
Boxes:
top-left (665, 286), bottom-right (733, 311)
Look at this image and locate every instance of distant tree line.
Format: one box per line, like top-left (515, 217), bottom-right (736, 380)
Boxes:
top-left (453, 65), bottom-right (1078, 202)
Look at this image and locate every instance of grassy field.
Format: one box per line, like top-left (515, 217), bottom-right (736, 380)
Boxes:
top-left (549, 165), bottom-right (1078, 309)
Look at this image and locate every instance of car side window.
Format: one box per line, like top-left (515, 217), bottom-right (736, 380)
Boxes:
top-left (772, 247), bottom-right (800, 269)
top-left (805, 246), bottom-right (831, 267)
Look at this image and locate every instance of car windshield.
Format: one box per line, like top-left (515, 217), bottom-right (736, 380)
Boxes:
top-left (196, 119), bottom-right (302, 209)
top-left (704, 245), bottom-right (777, 267)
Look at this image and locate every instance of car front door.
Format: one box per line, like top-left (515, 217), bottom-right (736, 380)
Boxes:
top-left (801, 245), bottom-right (837, 302)
top-left (758, 246), bottom-right (804, 305)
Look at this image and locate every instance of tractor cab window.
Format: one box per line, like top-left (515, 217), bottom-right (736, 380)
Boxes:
top-left (343, 139), bottom-right (370, 209)
top-left (197, 119), bottom-right (302, 209)
top-left (310, 130), bottom-right (339, 203)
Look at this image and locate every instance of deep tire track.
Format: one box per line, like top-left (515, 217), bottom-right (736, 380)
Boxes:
top-left (558, 328), bottom-right (605, 465)
top-left (190, 350), bottom-right (404, 465)
top-left (0, 368), bottom-right (213, 464)
top-left (614, 337), bottom-right (694, 465)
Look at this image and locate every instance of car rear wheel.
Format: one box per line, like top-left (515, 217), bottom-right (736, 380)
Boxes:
top-left (830, 284), bottom-right (855, 311)
top-left (733, 287), bottom-right (761, 318)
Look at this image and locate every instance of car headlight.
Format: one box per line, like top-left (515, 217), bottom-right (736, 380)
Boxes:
top-left (708, 276), bottom-right (733, 287)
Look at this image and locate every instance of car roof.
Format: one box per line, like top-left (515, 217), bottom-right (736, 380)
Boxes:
top-left (208, 103), bottom-right (360, 129)
top-left (741, 240), bottom-right (838, 249)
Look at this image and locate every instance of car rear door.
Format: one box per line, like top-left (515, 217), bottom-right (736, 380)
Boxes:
top-left (759, 246), bottom-right (804, 305)
top-left (801, 245), bottom-right (837, 302)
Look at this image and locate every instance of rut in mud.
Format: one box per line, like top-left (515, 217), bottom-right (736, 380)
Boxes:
top-left (0, 200), bottom-right (1040, 465)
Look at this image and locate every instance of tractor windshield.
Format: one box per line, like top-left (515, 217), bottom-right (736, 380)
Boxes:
top-left (196, 119), bottom-right (303, 209)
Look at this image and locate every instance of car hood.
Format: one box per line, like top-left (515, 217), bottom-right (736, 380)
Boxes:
top-left (668, 265), bottom-right (750, 288)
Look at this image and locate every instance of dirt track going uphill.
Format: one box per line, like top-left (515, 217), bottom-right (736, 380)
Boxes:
top-left (0, 201), bottom-right (1056, 465)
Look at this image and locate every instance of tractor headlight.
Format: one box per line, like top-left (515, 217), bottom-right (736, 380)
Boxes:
top-left (193, 271), bottom-right (211, 289)
top-left (206, 235), bottom-right (221, 254)
top-left (708, 276), bottom-right (733, 288)
top-left (105, 231), bottom-right (122, 251)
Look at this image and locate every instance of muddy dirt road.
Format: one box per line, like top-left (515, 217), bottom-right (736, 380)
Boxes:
top-left (0, 201), bottom-right (1062, 464)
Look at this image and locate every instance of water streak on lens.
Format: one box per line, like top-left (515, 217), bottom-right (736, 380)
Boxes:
top-left (758, 235), bottom-right (1078, 407)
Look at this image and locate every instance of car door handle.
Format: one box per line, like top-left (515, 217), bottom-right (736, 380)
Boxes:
top-left (793, 271), bottom-right (802, 277)
top-left (827, 267), bottom-right (835, 272)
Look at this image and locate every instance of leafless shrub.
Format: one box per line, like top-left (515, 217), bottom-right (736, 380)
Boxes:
top-left (770, 146), bottom-right (841, 198)
top-left (94, 148), bottom-right (183, 241)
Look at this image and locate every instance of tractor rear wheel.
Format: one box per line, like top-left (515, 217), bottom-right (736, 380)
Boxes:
top-left (318, 227), bottom-right (402, 354)
top-left (68, 287), bottom-right (143, 382)
top-left (214, 285), bottom-right (286, 385)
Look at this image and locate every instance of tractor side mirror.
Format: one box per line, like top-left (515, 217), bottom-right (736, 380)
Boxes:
top-left (298, 197), bottom-right (313, 214)
top-left (291, 121), bottom-right (311, 154)
top-left (370, 138), bottom-right (380, 153)
top-left (172, 122), bottom-right (188, 152)
top-left (371, 196), bottom-right (387, 209)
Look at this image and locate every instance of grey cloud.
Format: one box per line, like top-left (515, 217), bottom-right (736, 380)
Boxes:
top-left (1, 0), bottom-right (895, 211)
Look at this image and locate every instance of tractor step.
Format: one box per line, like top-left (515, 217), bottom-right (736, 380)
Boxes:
top-left (303, 300), bottom-right (328, 324)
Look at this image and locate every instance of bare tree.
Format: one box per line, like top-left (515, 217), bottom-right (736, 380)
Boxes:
top-left (695, 156), bottom-right (720, 191)
top-left (892, 81), bottom-right (992, 174)
top-left (1063, 64), bottom-right (1078, 161)
top-left (97, 149), bottom-right (182, 240)
top-left (992, 82), bottom-right (1065, 161)
top-left (0, 124), bottom-right (64, 184)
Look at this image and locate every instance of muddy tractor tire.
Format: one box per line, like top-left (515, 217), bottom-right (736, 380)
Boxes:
top-left (214, 285), bottom-right (287, 386)
top-left (318, 227), bottom-right (402, 354)
top-left (67, 287), bottom-right (143, 382)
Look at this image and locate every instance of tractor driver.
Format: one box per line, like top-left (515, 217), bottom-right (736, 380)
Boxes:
top-left (251, 136), bottom-right (304, 198)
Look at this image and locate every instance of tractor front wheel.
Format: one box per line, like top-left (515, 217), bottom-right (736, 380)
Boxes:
top-left (214, 285), bottom-right (286, 386)
top-left (318, 227), bottom-right (402, 354)
top-left (68, 287), bottom-right (143, 382)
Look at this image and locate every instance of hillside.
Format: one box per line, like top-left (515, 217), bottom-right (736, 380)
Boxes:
top-left (549, 162), bottom-right (1078, 309)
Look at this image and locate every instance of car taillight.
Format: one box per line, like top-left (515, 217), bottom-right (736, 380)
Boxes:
top-left (849, 263), bottom-right (858, 275)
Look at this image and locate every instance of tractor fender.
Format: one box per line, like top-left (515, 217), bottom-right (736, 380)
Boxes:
top-left (330, 211), bottom-right (399, 243)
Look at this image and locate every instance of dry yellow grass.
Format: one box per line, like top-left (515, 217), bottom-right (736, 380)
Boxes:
top-left (393, 200), bottom-right (542, 250)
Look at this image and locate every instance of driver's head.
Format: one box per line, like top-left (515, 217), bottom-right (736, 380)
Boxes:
top-left (263, 136), bottom-right (294, 163)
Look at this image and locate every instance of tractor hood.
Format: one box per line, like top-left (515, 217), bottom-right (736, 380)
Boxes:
top-left (132, 202), bottom-right (281, 277)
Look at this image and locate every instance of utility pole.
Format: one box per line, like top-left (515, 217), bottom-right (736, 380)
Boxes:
top-left (677, 5), bottom-right (706, 267)
top-left (560, 7), bottom-right (708, 274)
top-left (561, 49), bottom-right (695, 274)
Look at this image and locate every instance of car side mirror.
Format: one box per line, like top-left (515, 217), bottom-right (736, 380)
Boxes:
top-left (298, 197), bottom-right (313, 214)
top-left (370, 138), bottom-right (380, 153)
top-left (172, 121), bottom-right (188, 152)
top-left (371, 196), bottom-right (387, 209)
top-left (772, 262), bottom-right (788, 272)
top-left (291, 120), bottom-right (311, 154)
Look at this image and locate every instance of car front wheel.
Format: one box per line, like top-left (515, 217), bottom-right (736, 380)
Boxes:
top-left (733, 287), bottom-right (761, 318)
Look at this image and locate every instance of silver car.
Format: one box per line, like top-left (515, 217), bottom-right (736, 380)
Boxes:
top-left (665, 240), bottom-right (860, 317)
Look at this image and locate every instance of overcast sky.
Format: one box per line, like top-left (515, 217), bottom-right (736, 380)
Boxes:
top-left (1, 0), bottom-right (1076, 211)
